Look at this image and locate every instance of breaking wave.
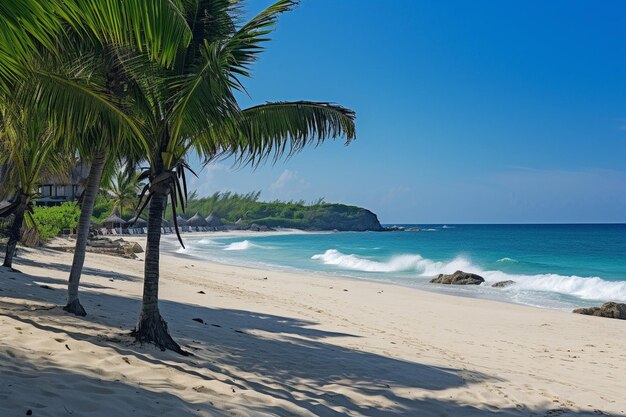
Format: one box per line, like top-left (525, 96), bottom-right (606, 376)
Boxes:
top-left (311, 249), bottom-right (626, 302)
top-left (497, 257), bottom-right (518, 263)
top-left (224, 240), bottom-right (255, 251)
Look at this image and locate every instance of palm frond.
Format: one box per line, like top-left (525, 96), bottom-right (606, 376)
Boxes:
top-left (226, 0), bottom-right (297, 81)
top-left (167, 0), bottom-right (298, 151)
top-left (54, 0), bottom-right (192, 68)
top-left (21, 71), bottom-right (145, 152)
top-left (203, 101), bottom-right (356, 166)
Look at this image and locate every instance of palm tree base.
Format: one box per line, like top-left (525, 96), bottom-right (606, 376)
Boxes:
top-left (63, 299), bottom-right (87, 316)
top-left (2, 265), bottom-right (21, 273)
top-left (131, 312), bottom-right (188, 355)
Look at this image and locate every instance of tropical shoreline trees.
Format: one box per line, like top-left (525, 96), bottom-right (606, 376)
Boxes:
top-left (1, 0), bottom-right (357, 354)
top-left (0, 94), bottom-right (64, 269)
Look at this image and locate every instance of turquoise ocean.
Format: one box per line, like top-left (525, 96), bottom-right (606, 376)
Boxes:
top-left (171, 224), bottom-right (626, 311)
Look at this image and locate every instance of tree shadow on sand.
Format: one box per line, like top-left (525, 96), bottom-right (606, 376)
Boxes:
top-left (16, 247), bottom-right (141, 282)
top-left (0, 352), bottom-right (233, 417)
top-left (0, 262), bottom-right (618, 417)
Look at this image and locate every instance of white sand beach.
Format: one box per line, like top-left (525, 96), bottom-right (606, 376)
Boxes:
top-left (1, 235), bottom-right (625, 417)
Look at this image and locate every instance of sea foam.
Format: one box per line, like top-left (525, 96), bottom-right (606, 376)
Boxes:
top-left (198, 238), bottom-right (219, 245)
top-left (311, 249), bottom-right (472, 274)
top-left (223, 240), bottom-right (265, 251)
top-left (497, 257), bottom-right (518, 263)
top-left (312, 249), bottom-right (626, 302)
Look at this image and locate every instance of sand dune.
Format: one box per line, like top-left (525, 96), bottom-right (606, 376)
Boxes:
top-left (0, 238), bottom-right (625, 416)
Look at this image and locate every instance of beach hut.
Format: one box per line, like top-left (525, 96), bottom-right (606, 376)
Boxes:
top-left (186, 212), bottom-right (208, 228)
top-left (127, 215), bottom-right (147, 227)
top-left (205, 213), bottom-right (223, 227)
top-left (102, 208), bottom-right (126, 233)
top-left (176, 215), bottom-right (188, 226)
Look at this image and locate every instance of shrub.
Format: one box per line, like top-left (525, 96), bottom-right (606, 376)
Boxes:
top-left (32, 202), bottom-right (81, 240)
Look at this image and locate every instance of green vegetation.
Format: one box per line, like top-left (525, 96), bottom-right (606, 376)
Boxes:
top-left (170, 192), bottom-right (383, 231)
top-left (32, 202), bottom-right (80, 240)
top-left (0, 0), bottom-right (356, 352)
top-left (90, 194), bottom-right (115, 224)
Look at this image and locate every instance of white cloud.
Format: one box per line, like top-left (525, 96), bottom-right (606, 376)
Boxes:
top-left (189, 162), bottom-right (230, 197)
top-left (269, 169), bottom-right (309, 198)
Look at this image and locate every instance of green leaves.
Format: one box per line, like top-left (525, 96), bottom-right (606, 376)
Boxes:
top-left (32, 202), bottom-right (81, 240)
top-left (0, 0), bottom-right (63, 87)
top-left (57, 0), bottom-right (192, 68)
top-left (0, 0), bottom-right (192, 91)
top-left (209, 101), bottom-right (357, 166)
top-left (0, 91), bottom-right (66, 200)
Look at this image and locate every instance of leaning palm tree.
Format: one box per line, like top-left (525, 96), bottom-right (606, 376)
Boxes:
top-left (0, 94), bottom-right (64, 269)
top-left (124, 0), bottom-right (356, 353)
top-left (23, 9), bottom-right (194, 316)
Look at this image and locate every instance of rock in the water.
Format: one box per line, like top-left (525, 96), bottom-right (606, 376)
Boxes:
top-left (492, 280), bottom-right (515, 288)
top-left (573, 302), bottom-right (626, 320)
top-left (430, 270), bottom-right (485, 285)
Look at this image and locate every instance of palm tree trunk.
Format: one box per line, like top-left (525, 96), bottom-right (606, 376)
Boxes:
top-left (64, 150), bottom-right (107, 316)
top-left (2, 193), bottom-right (28, 270)
top-left (132, 185), bottom-right (186, 354)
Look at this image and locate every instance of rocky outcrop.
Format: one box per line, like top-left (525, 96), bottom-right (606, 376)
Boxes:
top-left (247, 223), bottom-right (273, 232)
top-left (573, 302), bottom-right (626, 320)
top-left (430, 270), bottom-right (485, 285)
top-left (49, 237), bottom-right (143, 259)
top-left (492, 280), bottom-right (516, 288)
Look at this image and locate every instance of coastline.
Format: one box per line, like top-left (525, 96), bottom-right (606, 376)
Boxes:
top-left (1, 239), bottom-right (625, 416)
top-left (156, 229), bottom-right (625, 313)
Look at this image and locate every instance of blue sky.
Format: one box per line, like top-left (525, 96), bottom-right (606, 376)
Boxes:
top-left (189, 0), bottom-right (626, 223)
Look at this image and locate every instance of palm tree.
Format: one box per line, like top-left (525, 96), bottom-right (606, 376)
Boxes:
top-left (0, 92), bottom-right (64, 269)
top-left (0, 0), bottom-right (193, 304)
top-left (123, 0), bottom-right (356, 353)
top-left (34, 8), bottom-right (194, 317)
top-left (103, 168), bottom-right (144, 218)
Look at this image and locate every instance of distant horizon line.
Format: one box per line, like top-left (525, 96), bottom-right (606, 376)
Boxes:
top-left (381, 222), bottom-right (626, 226)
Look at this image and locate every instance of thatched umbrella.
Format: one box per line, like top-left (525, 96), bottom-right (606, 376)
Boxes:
top-left (127, 215), bottom-right (147, 227)
top-left (186, 212), bottom-right (208, 227)
top-left (176, 215), bottom-right (188, 226)
top-left (102, 208), bottom-right (126, 229)
top-left (205, 213), bottom-right (222, 227)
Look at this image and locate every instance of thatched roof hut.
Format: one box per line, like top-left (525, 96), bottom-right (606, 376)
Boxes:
top-left (102, 209), bottom-right (126, 227)
top-left (176, 215), bottom-right (188, 226)
top-left (127, 215), bottom-right (147, 227)
top-left (205, 213), bottom-right (222, 227)
top-left (187, 212), bottom-right (208, 227)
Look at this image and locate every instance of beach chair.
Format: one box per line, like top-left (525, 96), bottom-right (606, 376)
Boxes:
top-left (142, 227), bottom-right (147, 234)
